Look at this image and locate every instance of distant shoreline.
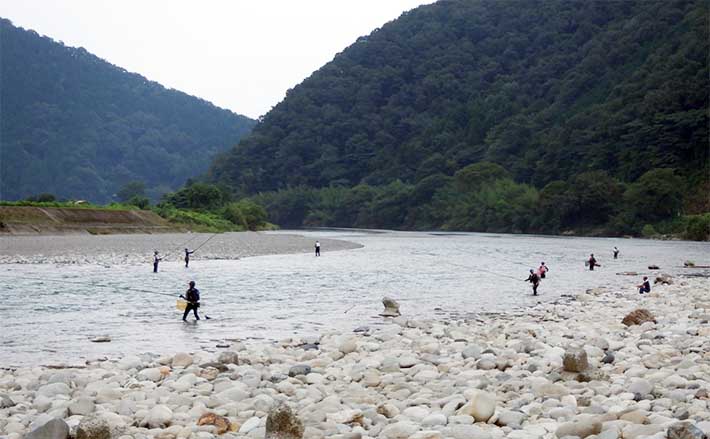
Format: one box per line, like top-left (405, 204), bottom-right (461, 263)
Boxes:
top-left (0, 231), bottom-right (363, 265)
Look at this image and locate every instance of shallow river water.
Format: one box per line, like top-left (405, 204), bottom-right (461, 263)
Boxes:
top-left (1, 230), bottom-right (708, 367)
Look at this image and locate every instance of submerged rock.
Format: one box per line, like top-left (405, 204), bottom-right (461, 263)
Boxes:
top-left (90, 335), bottom-right (111, 343)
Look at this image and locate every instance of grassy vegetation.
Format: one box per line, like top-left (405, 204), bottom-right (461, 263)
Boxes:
top-left (0, 200), bottom-right (140, 210)
top-left (0, 199), bottom-right (276, 233)
top-left (152, 205), bottom-right (241, 233)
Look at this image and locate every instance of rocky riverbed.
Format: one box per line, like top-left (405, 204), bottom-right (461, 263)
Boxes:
top-left (1, 276), bottom-right (709, 439)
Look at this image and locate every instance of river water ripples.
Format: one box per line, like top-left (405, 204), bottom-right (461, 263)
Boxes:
top-left (1, 230), bottom-right (708, 367)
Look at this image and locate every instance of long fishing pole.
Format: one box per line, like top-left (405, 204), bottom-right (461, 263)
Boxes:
top-left (193, 233), bottom-right (218, 252)
top-left (176, 233), bottom-right (201, 251)
top-left (0, 275), bottom-right (176, 297)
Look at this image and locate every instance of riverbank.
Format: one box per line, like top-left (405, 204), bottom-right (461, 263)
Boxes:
top-left (0, 231), bottom-right (363, 265)
top-left (0, 206), bottom-right (179, 235)
top-left (2, 275), bottom-right (708, 439)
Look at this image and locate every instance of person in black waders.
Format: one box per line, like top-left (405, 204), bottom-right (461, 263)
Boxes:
top-left (184, 248), bottom-right (195, 268)
top-left (525, 269), bottom-right (540, 296)
top-left (613, 247), bottom-right (620, 259)
top-left (315, 241), bottom-right (321, 257)
top-left (588, 254), bottom-right (599, 271)
top-left (637, 276), bottom-right (651, 294)
top-left (153, 251), bottom-right (162, 273)
top-left (180, 281), bottom-right (200, 321)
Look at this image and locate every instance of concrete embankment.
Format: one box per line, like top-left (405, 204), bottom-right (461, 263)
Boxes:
top-left (0, 206), bottom-right (179, 235)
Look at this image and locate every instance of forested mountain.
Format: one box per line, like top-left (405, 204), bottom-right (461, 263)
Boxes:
top-left (207, 0), bottom-right (708, 236)
top-left (0, 19), bottom-right (255, 202)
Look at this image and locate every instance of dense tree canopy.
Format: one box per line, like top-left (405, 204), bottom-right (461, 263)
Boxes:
top-left (0, 18), bottom-right (255, 202)
top-left (209, 0), bottom-right (708, 235)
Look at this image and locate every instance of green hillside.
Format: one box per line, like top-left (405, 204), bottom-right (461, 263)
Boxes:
top-left (0, 18), bottom-right (255, 203)
top-left (207, 0), bottom-right (708, 237)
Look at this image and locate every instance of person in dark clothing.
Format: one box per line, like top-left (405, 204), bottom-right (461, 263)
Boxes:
top-left (180, 280), bottom-right (200, 321)
top-left (184, 248), bottom-right (195, 268)
top-left (588, 254), bottom-right (598, 271)
top-left (525, 269), bottom-right (540, 296)
top-left (637, 276), bottom-right (651, 294)
top-left (315, 241), bottom-right (321, 257)
top-left (538, 262), bottom-right (549, 279)
top-left (613, 247), bottom-right (620, 259)
top-left (153, 251), bottom-right (162, 273)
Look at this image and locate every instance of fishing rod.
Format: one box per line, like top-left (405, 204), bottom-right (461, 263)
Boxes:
top-left (0, 275), bottom-right (176, 297)
top-left (163, 232), bottom-right (218, 260)
top-left (193, 233), bottom-right (219, 252)
top-left (175, 233), bottom-right (201, 251)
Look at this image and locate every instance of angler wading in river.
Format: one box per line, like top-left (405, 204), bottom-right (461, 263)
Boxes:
top-left (184, 248), bottom-right (195, 268)
top-left (180, 281), bottom-right (200, 321)
top-left (153, 251), bottom-right (162, 273)
top-left (525, 269), bottom-right (541, 296)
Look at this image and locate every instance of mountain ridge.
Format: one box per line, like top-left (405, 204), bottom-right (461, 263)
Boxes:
top-left (1, 18), bottom-right (256, 202)
top-left (205, 0), bottom-right (708, 236)
top-left (210, 0), bottom-right (707, 192)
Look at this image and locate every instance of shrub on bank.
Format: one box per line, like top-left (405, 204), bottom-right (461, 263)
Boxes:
top-left (153, 203), bottom-right (239, 232)
top-left (683, 213), bottom-right (710, 241)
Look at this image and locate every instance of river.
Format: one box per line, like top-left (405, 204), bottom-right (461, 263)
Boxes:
top-left (1, 230), bottom-right (708, 367)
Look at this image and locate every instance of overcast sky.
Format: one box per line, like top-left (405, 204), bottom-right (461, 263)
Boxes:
top-left (1, 1), bottom-right (435, 119)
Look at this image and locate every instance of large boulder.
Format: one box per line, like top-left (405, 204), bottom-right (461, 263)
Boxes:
top-left (457, 390), bottom-right (496, 422)
top-left (380, 297), bottom-right (401, 317)
top-left (563, 348), bottom-right (589, 372)
top-left (667, 422), bottom-right (707, 439)
top-left (265, 402), bottom-right (304, 439)
top-left (26, 418), bottom-right (70, 439)
top-left (76, 415), bottom-right (111, 439)
top-left (622, 309), bottom-right (656, 326)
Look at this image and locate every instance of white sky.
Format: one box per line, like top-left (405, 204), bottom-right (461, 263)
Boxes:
top-left (0, 1), bottom-right (435, 119)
